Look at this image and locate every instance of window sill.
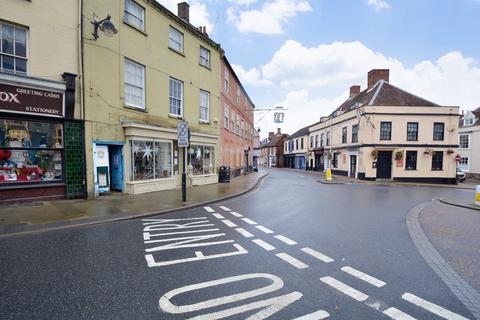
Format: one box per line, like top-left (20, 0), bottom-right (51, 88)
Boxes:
top-left (405, 169), bottom-right (417, 171)
top-left (126, 177), bottom-right (176, 184)
top-left (199, 63), bottom-right (211, 71)
top-left (168, 47), bottom-right (185, 57)
top-left (123, 20), bottom-right (148, 36)
top-left (124, 104), bottom-right (147, 113)
top-left (199, 120), bottom-right (210, 125)
top-left (168, 113), bottom-right (183, 120)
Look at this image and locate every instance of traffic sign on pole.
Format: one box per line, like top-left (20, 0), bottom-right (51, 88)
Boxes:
top-left (178, 122), bottom-right (189, 148)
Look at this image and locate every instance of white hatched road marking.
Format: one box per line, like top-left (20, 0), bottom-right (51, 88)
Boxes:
top-left (235, 228), bottom-right (254, 238)
top-left (219, 206), bottom-right (231, 212)
top-left (383, 307), bottom-right (417, 320)
top-left (255, 225), bottom-right (274, 234)
top-left (276, 253), bottom-right (308, 269)
top-left (341, 266), bottom-right (386, 288)
top-left (252, 239), bottom-right (276, 251)
top-left (292, 309), bottom-right (330, 320)
top-left (301, 247), bottom-right (334, 263)
top-left (242, 218), bottom-right (257, 225)
top-left (203, 206), bottom-right (215, 213)
top-left (212, 213), bottom-right (225, 219)
top-left (402, 293), bottom-right (469, 320)
top-left (320, 276), bottom-right (369, 302)
top-left (274, 235), bottom-right (297, 245)
top-left (230, 211), bottom-right (243, 218)
top-left (221, 219), bottom-right (237, 228)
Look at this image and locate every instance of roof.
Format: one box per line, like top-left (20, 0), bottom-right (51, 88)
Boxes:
top-left (223, 56), bottom-right (255, 108)
top-left (286, 126), bottom-right (309, 140)
top-left (459, 106), bottom-right (480, 128)
top-left (260, 133), bottom-right (289, 148)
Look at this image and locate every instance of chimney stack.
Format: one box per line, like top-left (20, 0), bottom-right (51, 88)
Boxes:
top-left (178, 2), bottom-right (190, 22)
top-left (268, 132), bottom-right (274, 139)
top-left (350, 85), bottom-right (361, 97)
top-left (277, 128), bottom-right (281, 135)
top-left (367, 69), bottom-right (389, 89)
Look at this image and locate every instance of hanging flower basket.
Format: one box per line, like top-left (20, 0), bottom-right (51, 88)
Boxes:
top-left (424, 148), bottom-right (434, 155)
top-left (371, 150), bottom-right (378, 160)
top-left (447, 149), bottom-right (455, 155)
top-left (395, 150), bottom-right (404, 160)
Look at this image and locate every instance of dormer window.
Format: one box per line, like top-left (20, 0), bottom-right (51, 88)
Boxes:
top-left (464, 116), bottom-right (474, 126)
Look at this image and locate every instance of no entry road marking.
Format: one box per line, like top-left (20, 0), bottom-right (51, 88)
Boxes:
top-left (221, 219), bottom-right (237, 228)
top-left (341, 266), bottom-right (386, 288)
top-left (274, 235), bottom-right (298, 245)
top-left (242, 218), bottom-right (258, 225)
top-left (235, 228), bottom-right (254, 238)
top-left (256, 225), bottom-right (274, 234)
top-left (276, 253), bottom-right (308, 269)
top-left (301, 247), bottom-right (334, 263)
top-left (383, 307), bottom-right (417, 320)
top-left (253, 239), bottom-right (276, 251)
top-left (401, 293), bottom-right (469, 320)
top-left (320, 276), bottom-right (369, 302)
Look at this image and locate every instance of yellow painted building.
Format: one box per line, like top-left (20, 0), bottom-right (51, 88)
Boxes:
top-left (82, 0), bottom-right (223, 197)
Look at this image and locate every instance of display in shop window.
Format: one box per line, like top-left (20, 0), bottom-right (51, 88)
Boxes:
top-left (130, 140), bottom-right (172, 181)
top-left (188, 145), bottom-right (215, 175)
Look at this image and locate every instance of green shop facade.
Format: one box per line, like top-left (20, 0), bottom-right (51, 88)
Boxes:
top-left (0, 72), bottom-right (85, 202)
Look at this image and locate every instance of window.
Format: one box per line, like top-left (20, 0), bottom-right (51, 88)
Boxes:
top-left (1, 22), bottom-right (27, 75)
top-left (459, 134), bottom-right (470, 149)
top-left (224, 69), bottom-right (230, 91)
top-left (431, 151), bottom-right (443, 171)
top-left (124, 0), bottom-right (145, 31)
top-left (315, 135), bottom-right (318, 148)
top-left (199, 90), bottom-right (209, 122)
top-left (433, 123), bottom-right (444, 141)
top-left (236, 88), bottom-right (240, 103)
top-left (458, 157), bottom-right (469, 171)
top-left (188, 145), bottom-right (215, 175)
top-left (407, 122), bottom-right (418, 141)
top-left (405, 151), bottom-right (417, 170)
top-left (199, 47), bottom-right (210, 68)
top-left (235, 114), bottom-right (240, 135)
top-left (464, 117), bottom-right (474, 126)
top-left (352, 124), bottom-right (358, 143)
top-left (380, 122), bottom-right (392, 140)
top-left (124, 58), bottom-right (145, 109)
top-left (296, 140), bottom-right (298, 150)
top-left (0, 120), bottom-right (63, 184)
top-left (320, 133), bottom-right (324, 147)
top-left (168, 26), bottom-right (183, 53)
top-left (326, 132), bottom-right (330, 146)
top-left (231, 112), bottom-right (235, 132)
top-left (342, 127), bottom-right (347, 144)
top-left (310, 136), bottom-right (314, 148)
top-left (301, 138), bottom-right (304, 149)
top-left (130, 140), bottom-right (172, 181)
top-left (224, 105), bottom-right (229, 129)
top-left (169, 78), bottom-right (183, 116)
top-left (332, 153), bottom-right (338, 168)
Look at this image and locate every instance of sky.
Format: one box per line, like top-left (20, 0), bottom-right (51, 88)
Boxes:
top-left (157, 0), bottom-right (480, 139)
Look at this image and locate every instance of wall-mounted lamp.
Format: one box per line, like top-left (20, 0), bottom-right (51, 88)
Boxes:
top-left (92, 14), bottom-right (118, 40)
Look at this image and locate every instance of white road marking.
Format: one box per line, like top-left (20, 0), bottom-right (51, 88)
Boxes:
top-left (252, 239), bottom-right (276, 251)
top-left (401, 293), bottom-right (469, 320)
top-left (293, 309), bottom-right (330, 320)
top-left (301, 247), bottom-right (334, 263)
top-left (256, 225), bottom-right (274, 234)
top-left (276, 253), bottom-right (308, 269)
top-left (219, 206), bottom-right (231, 212)
top-left (143, 228), bottom-right (219, 240)
top-left (221, 219), bottom-right (237, 228)
top-left (203, 206), bottom-right (215, 213)
top-left (383, 307), bottom-right (417, 320)
top-left (212, 213), bottom-right (225, 219)
top-left (235, 228), bottom-right (254, 238)
top-left (230, 211), bottom-right (243, 218)
top-left (274, 235), bottom-right (297, 245)
top-left (319, 276), bottom-right (369, 302)
top-left (341, 266), bottom-right (386, 288)
top-left (242, 218), bottom-right (257, 225)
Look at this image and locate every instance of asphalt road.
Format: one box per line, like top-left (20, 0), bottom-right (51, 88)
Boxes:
top-left (0, 168), bottom-right (476, 320)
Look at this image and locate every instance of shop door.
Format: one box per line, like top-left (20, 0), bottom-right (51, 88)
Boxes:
top-left (376, 151), bottom-right (392, 179)
top-left (350, 155), bottom-right (357, 178)
top-left (109, 145), bottom-right (124, 191)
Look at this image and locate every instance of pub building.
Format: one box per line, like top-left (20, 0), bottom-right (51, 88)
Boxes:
top-left (0, 73), bottom-right (85, 202)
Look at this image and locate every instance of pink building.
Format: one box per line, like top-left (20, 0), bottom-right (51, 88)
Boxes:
top-left (220, 57), bottom-right (255, 177)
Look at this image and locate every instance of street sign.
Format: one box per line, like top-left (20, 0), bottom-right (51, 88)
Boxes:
top-left (274, 112), bottom-right (284, 123)
top-left (178, 122), bottom-right (189, 147)
top-left (455, 154), bottom-right (461, 162)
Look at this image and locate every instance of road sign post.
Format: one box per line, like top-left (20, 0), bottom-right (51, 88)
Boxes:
top-left (178, 122), bottom-right (189, 202)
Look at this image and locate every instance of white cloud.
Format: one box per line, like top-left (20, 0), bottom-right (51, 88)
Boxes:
top-left (156, 0), bottom-right (213, 32)
top-left (228, 0), bottom-right (258, 6)
top-left (227, 0), bottom-right (312, 35)
top-left (367, 0), bottom-right (390, 11)
top-left (231, 64), bottom-right (273, 87)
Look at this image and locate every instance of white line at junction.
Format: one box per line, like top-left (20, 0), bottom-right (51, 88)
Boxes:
top-left (212, 213), bottom-right (225, 219)
top-left (221, 219), bottom-right (237, 228)
top-left (242, 218), bottom-right (258, 225)
top-left (383, 307), bottom-right (417, 320)
top-left (274, 235), bottom-right (297, 245)
top-left (341, 266), bottom-right (386, 288)
top-left (203, 206), bottom-right (215, 213)
top-left (230, 212), bottom-right (243, 218)
top-left (301, 247), bottom-right (334, 263)
top-left (276, 253), bottom-right (308, 269)
top-left (252, 239), bottom-right (276, 251)
top-left (219, 206), bottom-right (231, 212)
top-left (292, 309), bottom-right (330, 319)
top-left (235, 228), bottom-right (254, 238)
top-left (320, 276), bottom-right (369, 302)
top-left (256, 225), bottom-right (274, 234)
top-left (401, 293), bottom-right (469, 320)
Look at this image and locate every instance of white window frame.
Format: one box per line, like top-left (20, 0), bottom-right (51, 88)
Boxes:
top-left (224, 69), bottom-right (230, 91)
top-left (169, 77), bottom-right (183, 117)
top-left (459, 134), bottom-right (470, 149)
top-left (458, 157), bottom-right (469, 172)
top-left (0, 21), bottom-right (28, 75)
top-left (199, 89), bottom-right (210, 123)
top-left (464, 117), bottom-right (474, 126)
top-left (224, 104), bottom-right (229, 129)
top-left (124, 0), bottom-right (145, 31)
top-left (236, 88), bottom-right (240, 103)
top-left (169, 26), bottom-right (184, 53)
top-left (124, 58), bottom-right (145, 110)
top-left (199, 46), bottom-right (210, 68)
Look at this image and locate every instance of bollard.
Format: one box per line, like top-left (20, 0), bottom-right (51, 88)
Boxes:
top-left (326, 168), bottom-right (332, 181)
top-left (476, 185), bottom-right (480, 206)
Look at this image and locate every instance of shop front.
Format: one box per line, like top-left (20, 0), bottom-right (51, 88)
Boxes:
top-left (0, 73), bottom-right (84, 202)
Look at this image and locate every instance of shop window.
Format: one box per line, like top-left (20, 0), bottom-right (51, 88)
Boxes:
top-left (0, 120), bottom-right (63, 184)
top-left (0, 22), bottom-right (28, 75)
top-left (332, 153), bottom-right (338, 168)
top-left (431, 151), bottom-right (443, 171)
top-left (130, 140), bottom-right (172, 181)
top-left (188, 145), bottom-right (215, 175)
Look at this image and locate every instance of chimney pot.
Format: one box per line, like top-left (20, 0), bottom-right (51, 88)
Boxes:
top-left (367, 69), bottom-right (389, 89)
top-left (350, 85), bottom-right (361, 97)
top-left (277, 128), bottom-right (281, 134)
top-left (177, 2), bottom-right (190, 22)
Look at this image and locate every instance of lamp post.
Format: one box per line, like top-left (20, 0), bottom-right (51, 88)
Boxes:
top-left (91, 14), bottom-right (118, 40)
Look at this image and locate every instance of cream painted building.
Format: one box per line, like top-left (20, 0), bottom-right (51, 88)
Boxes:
top-left (284, 126), bottom-right (309, 170)
top-left (458, 107), bottom-right (480, 178)
top-left (82, 0), bottom-right (223, 196)
top-left (0, 0), bottom-right (85, 202)
top-left (307, 69), bottom-right (459, 184)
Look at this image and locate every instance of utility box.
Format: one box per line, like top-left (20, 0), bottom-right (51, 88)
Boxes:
top-left (218, 166), bottom-right (231, 183)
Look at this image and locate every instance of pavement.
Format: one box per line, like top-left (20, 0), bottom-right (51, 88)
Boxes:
top-left (0, 171), bottom-right (267, 236)
top-left (1, 167), bottom-right (479, 319)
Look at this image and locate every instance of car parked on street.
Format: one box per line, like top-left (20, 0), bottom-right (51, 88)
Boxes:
top-left (456, 168), bottom-right (466, 182)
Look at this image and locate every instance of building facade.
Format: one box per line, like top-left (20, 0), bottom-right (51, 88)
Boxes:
top-left (308, 69), bottom-right (459, 183)
top-left (0, 0), bottom-right (85, 202)
top-left (82, 0), bottom-right (222, 197)
top-left (284, 126), bottom-right (309, 170)
top-left (220, 57), bottom-right (255, 178)
top-left (458, 107), bottom-right (480, 178)
top-left (259, 129), bottom-right (288, 168)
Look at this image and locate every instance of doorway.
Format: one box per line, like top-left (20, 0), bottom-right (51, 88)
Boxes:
top-left (349, 155), bottom-right (357, 178)
top-left (109, 145), bottom-right (124, 191)
top-left (376, 151), bottom-right (392, 179)
top-left (94, 144), bottom-right (124, 194)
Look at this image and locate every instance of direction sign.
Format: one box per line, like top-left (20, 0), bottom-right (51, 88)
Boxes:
top-left (178, 122), bottom-right (189, 147)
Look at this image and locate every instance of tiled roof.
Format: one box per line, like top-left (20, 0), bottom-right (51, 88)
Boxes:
top-left (459, 106), bottom-right (480, 128)
top-left (287, 126), bottom-right (310, 140)
top-left (260, 134), bottom-right (289, 148)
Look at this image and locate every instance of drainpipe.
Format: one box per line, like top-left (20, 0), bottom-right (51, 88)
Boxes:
top-left (79, 0), bottom-right (88, 198)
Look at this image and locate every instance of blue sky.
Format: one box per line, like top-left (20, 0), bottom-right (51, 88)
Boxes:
top-left (158, 0), bottom-right (480, 137)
